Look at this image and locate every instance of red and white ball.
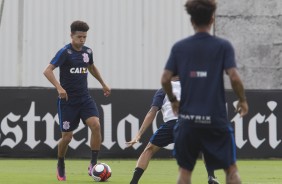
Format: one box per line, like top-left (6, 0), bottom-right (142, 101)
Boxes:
top-left (91, 163), bottom-right (112, 182)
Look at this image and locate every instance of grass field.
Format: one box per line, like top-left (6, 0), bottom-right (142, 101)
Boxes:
top-left (0, 158), bottom-right (281, 184)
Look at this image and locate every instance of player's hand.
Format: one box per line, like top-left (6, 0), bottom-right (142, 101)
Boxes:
top-left (57, 87), bottom-right (68, 101)
top-left (236, 100), bottom-right (248, 117)
top-left (103, 85), bottom-right (111, 97)
top-left (171, 100), bottom-right (180, 116)
top-left (125, 136), bottom-right (141, 147)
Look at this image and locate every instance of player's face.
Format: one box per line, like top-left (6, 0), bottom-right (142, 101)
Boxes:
top-left (71, 31), bottom-right (87, 50)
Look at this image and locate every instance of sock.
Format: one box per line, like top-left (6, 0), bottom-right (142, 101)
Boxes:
top-left (57, 157), bottom-right (65, 176)
top-left (91, 150), bottom-right (99, 165)
top-left (57, 157), bottom-right (65, 167)
top-left (130, 167), bottom-right (144, 184)
top-left (208, 170), bottom-right (215, 178)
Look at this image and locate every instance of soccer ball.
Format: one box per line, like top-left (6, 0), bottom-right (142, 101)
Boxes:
top-left (91, 163), bottom-right (112, 182)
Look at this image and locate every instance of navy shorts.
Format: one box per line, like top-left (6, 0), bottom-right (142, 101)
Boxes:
top-left (149, 119), bottom-right (177, 147)
top-left (57, 95), bottom-right (99, 132)
top-left (173, 119), bottom-right (236, 171)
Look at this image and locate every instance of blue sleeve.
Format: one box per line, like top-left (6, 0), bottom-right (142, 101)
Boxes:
top-left (165, 45), bottom-right (178, 75)
top-left (50, 47), bottom-right (68, 67)
top-left (223, 40), bottom-right (237, 69)
top-left (151, 89), bottom-right (166, 110)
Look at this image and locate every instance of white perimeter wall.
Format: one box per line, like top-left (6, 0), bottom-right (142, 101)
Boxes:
top-left (0, 0), bottom-right (193, 89)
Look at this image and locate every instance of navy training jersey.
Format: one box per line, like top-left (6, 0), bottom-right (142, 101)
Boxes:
top-left (50, 43), bottom-right (94, 98)
top-left (165, 32), bottom-right (236, 128)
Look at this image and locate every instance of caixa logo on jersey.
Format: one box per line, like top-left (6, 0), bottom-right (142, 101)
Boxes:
top-left (70, 67), bottom-right (88, 74)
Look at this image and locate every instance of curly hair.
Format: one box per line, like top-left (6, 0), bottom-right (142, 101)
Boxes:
top-left (70, 20), bottom-right (89, 33)
top-left (185, 0), bottom-right (217, 26)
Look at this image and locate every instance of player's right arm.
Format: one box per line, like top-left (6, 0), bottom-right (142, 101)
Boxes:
top-left (125, 106), bottom-right (159, 147)
top-left (226, 67), bottom-right (248, 117)
top-left (43, 64), bottom-right (68, 100)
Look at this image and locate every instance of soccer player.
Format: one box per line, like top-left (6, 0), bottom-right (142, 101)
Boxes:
top-left (161, 1), bottom-right (248, 184)
top-left (126, 77), bottom-right (219, 184)
top-left (43, 20), bottom-right (111, 181)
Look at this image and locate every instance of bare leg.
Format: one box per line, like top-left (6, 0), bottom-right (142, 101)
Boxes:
top-left (85, 116), bottom-right (101, 150)
top-left (225, 164), bottom-right (241, 184)
top-left (130, 143), bottom-right (160, 184)
top-left (177, 167), bottom-right (192, 184)
top-left (57, 132), bottom-right (73, 180)
top-left (136, 143), bottom-right (160, 169)
top-left (58, 132), bottom-right (73, 158)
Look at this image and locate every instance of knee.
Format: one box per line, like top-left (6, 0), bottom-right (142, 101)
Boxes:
top-left (143, 144), bottom-right (157, 155)
top-left (90, 121), bottom-right (101, 131)
top-left (86, 117), bottom-right (101, 131)
top-left (61, 134), bottom-right (72, 144)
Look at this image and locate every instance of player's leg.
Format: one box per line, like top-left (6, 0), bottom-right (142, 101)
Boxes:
top-left (225, 164), bottom-right (241, 184)
top-left (57, 131), bottom-right (73, 181)
top-left (130, 143), bottom-right (160, 184)
top-left (56, 99), bottom-right (80, 181)
top-left (202, 154), bottom-right (220, 184)
top-left (80, 96), bottom-right (101, 175)
top-left (136, 143), bottom-right (160, 169)
top-left (130, 120), bottom-right (176, 184)
top-left (85, 116), bottom-right (101, 175)
top-left (177, 167), bottom-right (192, 184)
top-left (201, 125), bottom-right (238, 184)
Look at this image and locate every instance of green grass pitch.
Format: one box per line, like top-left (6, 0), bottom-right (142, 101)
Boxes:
top-left (0, 158), bottom-right (281, 183)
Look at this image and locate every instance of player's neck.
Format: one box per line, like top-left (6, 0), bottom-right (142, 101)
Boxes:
top-left (71, 43), bottom-right (83, 51)
top-left (193, 25), bottom-right (212, 33)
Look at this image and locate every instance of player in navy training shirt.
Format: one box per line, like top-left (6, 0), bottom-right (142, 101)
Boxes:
top-left (161, 1), bottom-right (248, 184)
top-left (43, 20), bottom-right (111, 181)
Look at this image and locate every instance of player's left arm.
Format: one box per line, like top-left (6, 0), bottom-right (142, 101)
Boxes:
top-left (126, 106), bottom-right (159, 147)
top-left (226, 67), bottom-right (248, 117)
top-left (88, 64), bottom-right (111, 97)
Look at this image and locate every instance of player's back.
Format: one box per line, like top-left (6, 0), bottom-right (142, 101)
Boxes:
top-left (170, 32), bottom-right (236, 127)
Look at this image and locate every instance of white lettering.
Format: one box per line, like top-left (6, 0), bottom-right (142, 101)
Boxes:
top-left (0, 100), bottom-right (281, 152)
top-left (42, 113), bottom-right (59, 149)
top-left (100, 104), bottom-right (116, 149)
top-left (231, 101), bottom-right (248, 149)
top-left (197, 71), bottom-right (207, 77)
top-left (1, 113), bottom-right (23, 148)
top-left (23, 102), bottom-right (41, 149)
top-left (179, 114), bottom-right (211, 124)
top-left (249, 113), bottom-right (266, 148)
top-left (265, 101), bottom-right (281, 148)
top-left (70, 67), bottom-right (88, 74)
top-left (69, 121), bottom-right (86, 149)
top-left (117, 114), bottom-right (141, 150)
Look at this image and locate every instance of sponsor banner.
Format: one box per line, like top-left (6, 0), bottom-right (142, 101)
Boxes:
top-left (0, 88), bottom-right (281, 159)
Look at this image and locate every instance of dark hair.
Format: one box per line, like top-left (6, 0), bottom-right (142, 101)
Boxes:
top-left (70, 20), bottom-right (89, 33)
top-left (185, 0), bottom-right (217, 26)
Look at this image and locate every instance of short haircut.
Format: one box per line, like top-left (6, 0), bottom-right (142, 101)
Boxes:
top-left (185, 0), bottom-right (217, 26)
top-left (70, 20), bottom-right (89, 33)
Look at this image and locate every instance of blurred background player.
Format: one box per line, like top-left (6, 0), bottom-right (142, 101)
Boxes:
top-left (161, 0), bottom-right (248, 184)
top-left (126, 76), bottom-right (219, 184)
top-left (43, 20), bottom-right (111, 181)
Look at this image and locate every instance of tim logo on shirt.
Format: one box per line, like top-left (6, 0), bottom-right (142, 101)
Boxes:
top-left (190, 71), bottom-right (207, 78)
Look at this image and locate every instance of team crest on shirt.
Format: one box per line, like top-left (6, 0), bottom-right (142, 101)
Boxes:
top-left (67, 49), bottom-right (72, 54)
top-left (82, 53), bottom-right (89, 63)
top-left (63, 121), bottom-right (70, 130)
top-left (87, 48), bottom-right (92, 54)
